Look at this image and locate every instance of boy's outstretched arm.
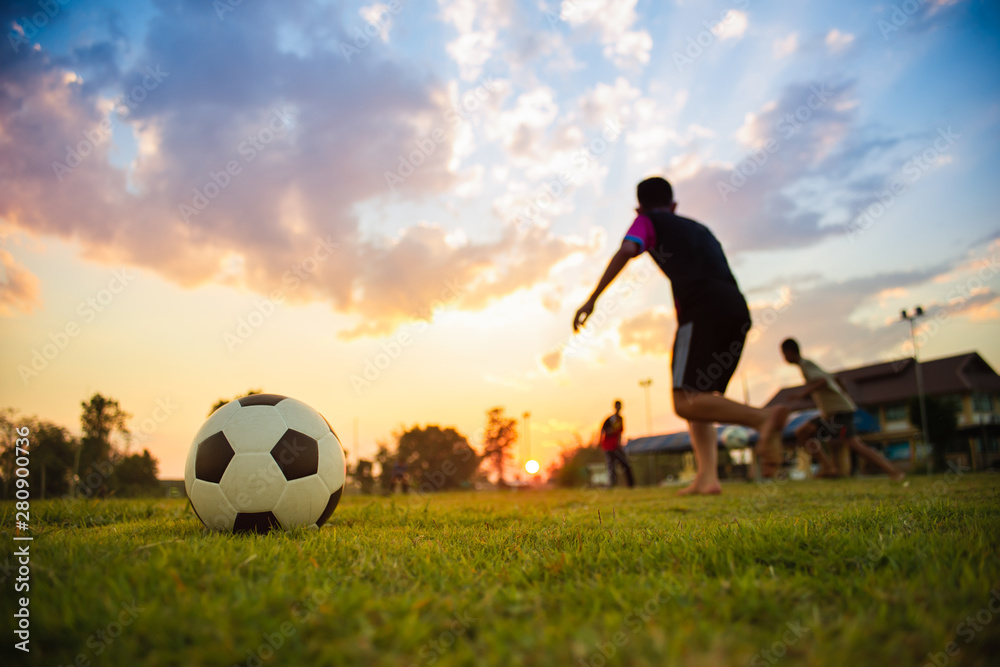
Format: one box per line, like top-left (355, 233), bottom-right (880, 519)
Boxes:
top-left (573, 240), bottom-right (640, 332)
top-left (792, 378), bottom-right (828, 401)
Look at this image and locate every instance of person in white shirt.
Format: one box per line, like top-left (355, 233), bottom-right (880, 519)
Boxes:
top-left (781, 338), bottom-right (904, 481)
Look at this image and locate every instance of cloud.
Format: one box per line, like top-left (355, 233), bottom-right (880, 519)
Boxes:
top-left (773, 32), bottom-right (799, 59)
top-left (343, 223), bottom-right (585, 338)
top-left (359, 4), bottom-right (396, 43)
top-left (716, 10), bottom-right (749, 41)
top-left (438, 0), bottom-right (511, 80)
top-left (825, 29), bottom-right (854, 51)
top-left (876, 0), bottom-right (968, 38)
top-left (618, 309), bottom-right (675, 356)
top-left (578, 77), bottom-right (641, 126)
top-left (962, 295), bottom-right (1000, 322)
top-left (560, 0), bottom-right (651, 67)
top-left (446, 30), bottom-right (498, 81)
top-left (575, 79), bottom-right (691, 168)
top-left (0, 248), bottom-right (42, 316)
top-left (541, 348), bottom-right (562, 372)
top-left (507, 28), bottom-right (581, 73)
top-left (0, 1), bottom-right (579, 339)
top-left (490, 86), bottom-right (561, 163)
top-left (603, 28), bottom-right (652, 68)
top-left (662, 78), bottom-right (923, 253)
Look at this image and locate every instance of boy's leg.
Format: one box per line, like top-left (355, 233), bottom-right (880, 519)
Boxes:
top-left (845, 436), bottom-right (905, 481)
top-left (670, 303), bottom-right (788, 482)
top-left (673, 389), bottom-right (787, 433)
top-left (678, 420), bottom-right (722, 495)
top-left (617, 449), bottom-right (635, 488)
top-left (673, 389), bottom-right (788, 477)
top-left (605, 450), bottom-right (617, 487)
top-left (811, 443), bottom-right (840, 477)
top-left (834, 440), bottom-right (851, 476)
top-left (797, 420), bottom-right (838, 476)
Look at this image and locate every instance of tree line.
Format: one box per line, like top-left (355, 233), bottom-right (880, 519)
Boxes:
top-left (353, 406), bottom-right (522, 493)
top-left (0, 393), bottom-right (161, 499)
top-left (352, 405), bottom-right (615, 492)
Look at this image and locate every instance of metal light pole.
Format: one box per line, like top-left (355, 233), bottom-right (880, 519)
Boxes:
top-left (639, 379), bottom-right (653, 434)
top-left (901, 307), bottom-right (932, 472)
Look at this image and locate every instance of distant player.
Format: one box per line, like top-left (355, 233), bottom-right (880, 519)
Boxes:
top-left (574, 177), bottom-right (789, 494)
top-left (600, 400), bottom-right (634, 488)
top-left (780, 338), bottom-right (904, 481)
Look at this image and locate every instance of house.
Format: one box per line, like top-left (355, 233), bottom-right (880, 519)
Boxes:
top-left (765, 351), bottom-right (1000, 471)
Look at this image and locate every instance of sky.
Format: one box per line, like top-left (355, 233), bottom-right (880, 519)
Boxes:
top-left (1, 0), bottom-right (999, 480)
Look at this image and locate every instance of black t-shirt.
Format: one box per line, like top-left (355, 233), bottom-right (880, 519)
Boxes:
top-left (645, 211), bottom-right (745, 322)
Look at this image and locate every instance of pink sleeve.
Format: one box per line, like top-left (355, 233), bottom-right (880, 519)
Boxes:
top-left (624, 215), bottom-right (656, 252)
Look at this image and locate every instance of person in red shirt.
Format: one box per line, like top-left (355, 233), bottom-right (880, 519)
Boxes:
top-left (600, 400), bottom-right (634, 488)
top-left (575, 177), bottom-right (788, 494)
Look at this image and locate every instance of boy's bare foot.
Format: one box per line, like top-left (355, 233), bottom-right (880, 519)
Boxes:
top-left (677, 481), bottom-right (722, 496)
top-left (890, 471), bottom-right (905, 482)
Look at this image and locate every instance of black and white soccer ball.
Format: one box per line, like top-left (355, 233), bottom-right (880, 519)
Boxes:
top-left (184, 394), bottom-right (346, 534)
top-left (720, 424), bottom-right (751, 449)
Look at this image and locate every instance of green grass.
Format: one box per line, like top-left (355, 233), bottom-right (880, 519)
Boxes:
top-left (3, 474), bottom-right (1000, 666)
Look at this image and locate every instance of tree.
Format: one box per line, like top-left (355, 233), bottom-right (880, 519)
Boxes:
top-left (1, 400), bottom-right (159, 499)
top-left (0, 407), bottom-right (20, 498)
top-left (25, 417), bottom-right (76, 499)
top-left (375, 441), bottom-right (395, 494)
top-left (482, 407), bottom-right (517, 486)
top-left (351, 459), bottom-right (376, 494)
top-left (909, 395), bottom-right (959, 472)
top-left (75, 393), bottom-right (131, 497)
top-left (112, 449), bottom-right (160, 497)
top-left (546, 434), bottom-right (603, 487)
top-left (2, 411), bottom-right (83, 499)
top-left (396, 425), bottom-right (479, 492)
top-left (209, 388), bottom-right (263, 416)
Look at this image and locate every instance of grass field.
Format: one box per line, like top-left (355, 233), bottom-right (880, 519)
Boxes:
top-left (4, 473), bottom-right (1000, 666)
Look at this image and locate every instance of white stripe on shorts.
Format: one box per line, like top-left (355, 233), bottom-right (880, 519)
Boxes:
top-left (673, 322), bottom-right (693, 389)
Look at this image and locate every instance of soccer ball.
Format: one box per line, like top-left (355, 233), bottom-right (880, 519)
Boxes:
top-left (184, 394), bottom-right (346, 534)
top-left (720, 425), bottom-right (751, 449)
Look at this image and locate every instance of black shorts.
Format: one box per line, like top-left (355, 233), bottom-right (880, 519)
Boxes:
top-left (810, 412), bottom-right (856, 440)
top-left (672, 293), bottom-right (751, 394)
